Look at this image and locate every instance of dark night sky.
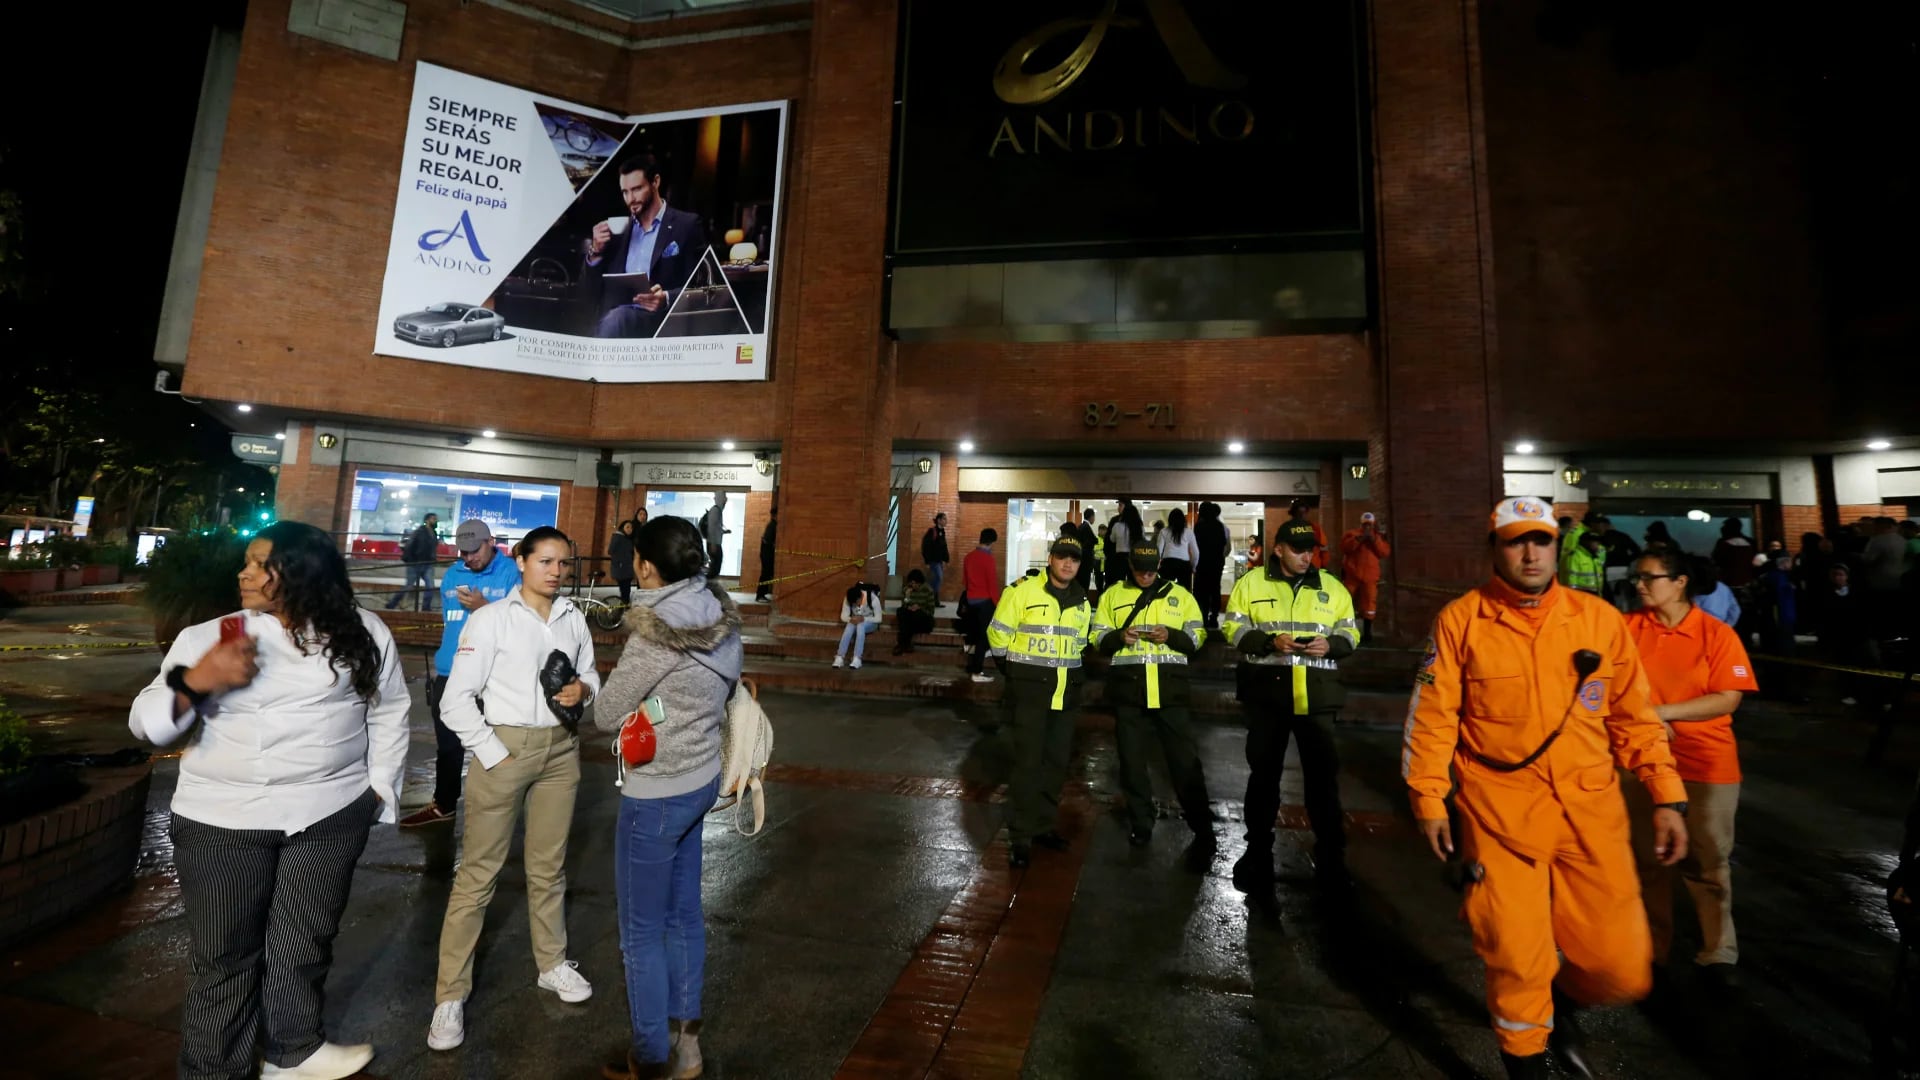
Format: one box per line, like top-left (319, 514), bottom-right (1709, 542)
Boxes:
top-left (1, 4), bottom-right (239, 458)
top-left (2, 3), bottom-right (1912, 438)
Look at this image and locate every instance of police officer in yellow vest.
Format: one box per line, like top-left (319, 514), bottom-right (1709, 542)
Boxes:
top-left (1223, 520), bottom-right (1362, 903)
top-left (1093, 543), bottom-right (1217, 861)
top-left (987, 535), bottom-right (1094, 868)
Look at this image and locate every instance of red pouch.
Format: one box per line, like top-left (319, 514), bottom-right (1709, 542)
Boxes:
top-left (619, 696), bottom-right (664, 767)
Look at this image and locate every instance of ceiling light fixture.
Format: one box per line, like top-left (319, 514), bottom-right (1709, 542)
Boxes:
top-left (721, 441), bottom-right (736, 451)
top-left (237, 403), bottom-right (253, 413)
top-left (959, 439), bottom-right (975, 453)
top-left (481, 429), bottom-right (497, 439)
top-left (1227, 441), bottom-right (1245, 454)
top-left (1867, 438), bottom-right (1892, 451)
top-left (1514, 441), bottom-right (1536, 455)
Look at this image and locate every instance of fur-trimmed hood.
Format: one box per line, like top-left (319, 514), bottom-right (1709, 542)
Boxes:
top-left (622, 576), bottom-right (742, 652)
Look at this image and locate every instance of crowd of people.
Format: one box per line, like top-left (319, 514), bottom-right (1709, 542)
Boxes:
top-left (131, 515), bottom-right (742, 1080)
top-left (123, 493), bottom-right (1912, 1079)
top-left (1554, 510), bottom-right (1920, 706)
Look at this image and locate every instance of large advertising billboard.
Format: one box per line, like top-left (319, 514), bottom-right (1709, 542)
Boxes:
top-left (377, 63), bottom-right (788, 382)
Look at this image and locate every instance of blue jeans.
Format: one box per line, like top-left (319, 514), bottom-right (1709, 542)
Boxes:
top-left (836, 619), bottom-right (870, 660)
top-left (615, 776), bottom-right (719, 1065)
top-left (385, 564), bottom-right (435, 610)
top-left (928, 562), bottom-right (944, 597)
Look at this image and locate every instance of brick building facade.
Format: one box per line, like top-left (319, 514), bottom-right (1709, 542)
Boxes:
top-left (165, 0), bottom-right (1911, 639)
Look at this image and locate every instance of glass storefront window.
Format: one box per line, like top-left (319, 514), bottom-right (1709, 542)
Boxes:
top-left (347, 470), bottom-right (560, 555)
top-left (644, 491), bottom-right (747, 578)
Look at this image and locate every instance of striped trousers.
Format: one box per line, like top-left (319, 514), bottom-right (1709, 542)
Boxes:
top-left (171, 788), bottom-right (376, 1080)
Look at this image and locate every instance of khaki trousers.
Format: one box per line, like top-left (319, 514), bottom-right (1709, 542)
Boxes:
top-left (435, 725), bottom-right (580, 1002)
top-left (1626, 777), bottom-right (1740, 966)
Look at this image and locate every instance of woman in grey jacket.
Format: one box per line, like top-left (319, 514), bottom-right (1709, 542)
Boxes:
top-left (595, 516), bottom-right (742, 1080)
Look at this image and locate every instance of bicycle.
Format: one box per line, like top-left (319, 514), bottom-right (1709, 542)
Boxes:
top-left (566, 556), bottom-right (629, 631)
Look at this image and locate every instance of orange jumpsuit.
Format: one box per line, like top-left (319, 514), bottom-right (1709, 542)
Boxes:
top-left (1338, 528), bottom-right (1391, 617)
top-left (1402, 578), bottom-right (1685, 1057)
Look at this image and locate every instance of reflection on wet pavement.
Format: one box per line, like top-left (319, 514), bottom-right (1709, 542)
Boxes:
top-left (0, 651), bottom-right (1914, 1078)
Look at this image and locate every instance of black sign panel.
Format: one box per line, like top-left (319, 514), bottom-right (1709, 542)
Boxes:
top-left (891, 0), bottom-right (1366, 263)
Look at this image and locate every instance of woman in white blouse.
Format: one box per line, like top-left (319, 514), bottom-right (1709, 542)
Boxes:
top-left (130, 521), bottom-right (409, 1080)
top-left (1157, 507), bottom-right (1200, 593)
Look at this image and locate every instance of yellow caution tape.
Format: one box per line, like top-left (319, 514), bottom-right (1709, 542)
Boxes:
top-left (1752, 653), bottom-right (1917, 682)
top-left (0, 640), bottom-right (159, 652)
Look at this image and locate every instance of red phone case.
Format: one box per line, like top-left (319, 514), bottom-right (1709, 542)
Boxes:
top-left (220, 616), bottom-right (246, 643)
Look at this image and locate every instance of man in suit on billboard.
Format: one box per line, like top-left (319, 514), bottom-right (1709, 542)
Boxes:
top-left (582, 154), bottom-right (710, 338)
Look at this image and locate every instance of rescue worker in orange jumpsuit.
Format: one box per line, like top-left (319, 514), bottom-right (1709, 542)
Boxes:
top-left (1338, 512), bottom-right (1391, 643)
top-left (1402, 498), bottom-right (1690, 1080)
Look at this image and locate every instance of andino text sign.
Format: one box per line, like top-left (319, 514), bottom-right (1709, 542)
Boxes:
top-left (377, 63), bottom-right (788, 383)
top-left (891, 0), bottom-right (1365, 261)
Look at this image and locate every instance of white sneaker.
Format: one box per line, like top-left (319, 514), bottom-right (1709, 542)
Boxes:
top-left (1841, 696), bottom-right (1858, 706)
top-left (426, 1000), bottom-right (464, 1051)
top-left (538, 959), bottom-right (593, 1003)
top-left (850, 657), bottom-right (862, 670)
top-left (970, 673), bottom-right (994, 683)
top-left (262, 1041), bottom-right (376, 1078)
top-left (832, 655), bottom-right (844, 668)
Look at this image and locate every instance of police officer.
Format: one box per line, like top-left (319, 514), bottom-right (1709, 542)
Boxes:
top-left (1403, 498), bottom-right (1688, 1080)
top-left (987, 535), bottom-right (1094, 868)
top-left (1092, 543), bottom-right (1216, 862)
top-left (1222, 520), bottom-right (1361, 903)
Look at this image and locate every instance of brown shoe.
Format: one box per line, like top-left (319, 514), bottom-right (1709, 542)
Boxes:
top-left (398, 802), bottom-right (454, 828)
top-left (601, 1052), bottom-right (671, 1080)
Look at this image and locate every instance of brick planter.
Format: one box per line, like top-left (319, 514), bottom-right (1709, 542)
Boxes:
top-left (0, 765), bottom-right (151, 951)
top-left (80, 565), bottom-right (121, 586)
top-left (0, 568), bottom-right (60, 600)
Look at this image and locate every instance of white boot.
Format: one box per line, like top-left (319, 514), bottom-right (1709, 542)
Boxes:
top-left (261, 1042), bottom-right (376, 1079)
top-left (669, 1019), bottom-right (704, 1079)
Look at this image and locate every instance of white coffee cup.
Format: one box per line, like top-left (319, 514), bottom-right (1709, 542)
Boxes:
top-left (605, 215), bottom-right (631, 236)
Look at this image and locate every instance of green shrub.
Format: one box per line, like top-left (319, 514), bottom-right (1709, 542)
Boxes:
top-left (44, 536), bottom-right (94, 568)
top-left (0, 698), bottom-right (31, 776)
top-left (90, 542), bottom-right (131, 569)
top-left (143, 530), bottom-right (246, 635)
top-left (3, 544), bottom-right (52, 569)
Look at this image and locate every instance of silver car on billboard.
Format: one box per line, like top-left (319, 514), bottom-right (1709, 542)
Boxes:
top-left (393, 302), bottom-right (506, 348)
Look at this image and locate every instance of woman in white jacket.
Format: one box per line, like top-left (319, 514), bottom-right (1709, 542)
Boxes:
top-left (129, 521), bottom-right (409, 1080)
top-left (1157, 507), bottom-right (1200, 593)
top-left (833, 581), bottom-right (882, 669)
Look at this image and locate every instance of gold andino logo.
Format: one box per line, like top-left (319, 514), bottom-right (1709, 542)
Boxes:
top-left (986, 0), bottom-right (1254, 158)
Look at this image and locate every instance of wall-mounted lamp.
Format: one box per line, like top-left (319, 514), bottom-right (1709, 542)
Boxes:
top-left (753, 458), bottom-right (773, 476)
top-left (1561, 466), bottom-right (1585, 487)
top-left (915, 457), bottom-right (933, 475)
top-left (316, 433), bottom-right (339, 449)
top-left (1348, 463), bottom-right (1368, 480)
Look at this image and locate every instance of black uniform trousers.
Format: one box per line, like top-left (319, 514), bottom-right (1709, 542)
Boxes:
top-left (1114, 702), bottom-right (1212, 835)
top-left (1194, 558), bottom-right (1227, 626)
top-left (426, 675), bottom-right (464, 812)
top-left (1242, 706), bottom-right (1345, 863)
top-left (171, 789), bottom-right (377, 1079)
top-left (1005, 678), bottom-right (1078, 843)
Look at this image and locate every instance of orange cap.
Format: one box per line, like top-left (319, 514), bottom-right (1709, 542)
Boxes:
top-left (1490, 497), bottom-right (1558, 540)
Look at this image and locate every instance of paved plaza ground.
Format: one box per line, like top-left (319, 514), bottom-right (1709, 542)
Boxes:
top-left (1, 602), bottom-right (1915, 1078)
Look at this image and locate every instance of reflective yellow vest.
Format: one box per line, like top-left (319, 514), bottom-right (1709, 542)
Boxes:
top-left (986, 574), bottom-right (1093, 709)
top-left (1222, 569), bottom-right (1359, 715)
top-left (1091, 579), bottom-right (1206, 708)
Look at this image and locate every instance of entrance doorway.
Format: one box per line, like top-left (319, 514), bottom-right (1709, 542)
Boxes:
top-left (645, 490), bottom-right (747, 577)
top-left (1002, 497), bottom-right (1269, 599)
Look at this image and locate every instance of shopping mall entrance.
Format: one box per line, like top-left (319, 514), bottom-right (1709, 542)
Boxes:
top-left (1001, 496), bottom-right (1271, 598)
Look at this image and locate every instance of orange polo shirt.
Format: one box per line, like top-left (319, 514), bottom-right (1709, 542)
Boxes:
top-left (1625, 605), bottom-right (1759, 784)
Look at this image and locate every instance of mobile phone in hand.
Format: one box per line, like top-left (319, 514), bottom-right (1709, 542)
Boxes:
top-left (219, 615), bottom-right (246, 644)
